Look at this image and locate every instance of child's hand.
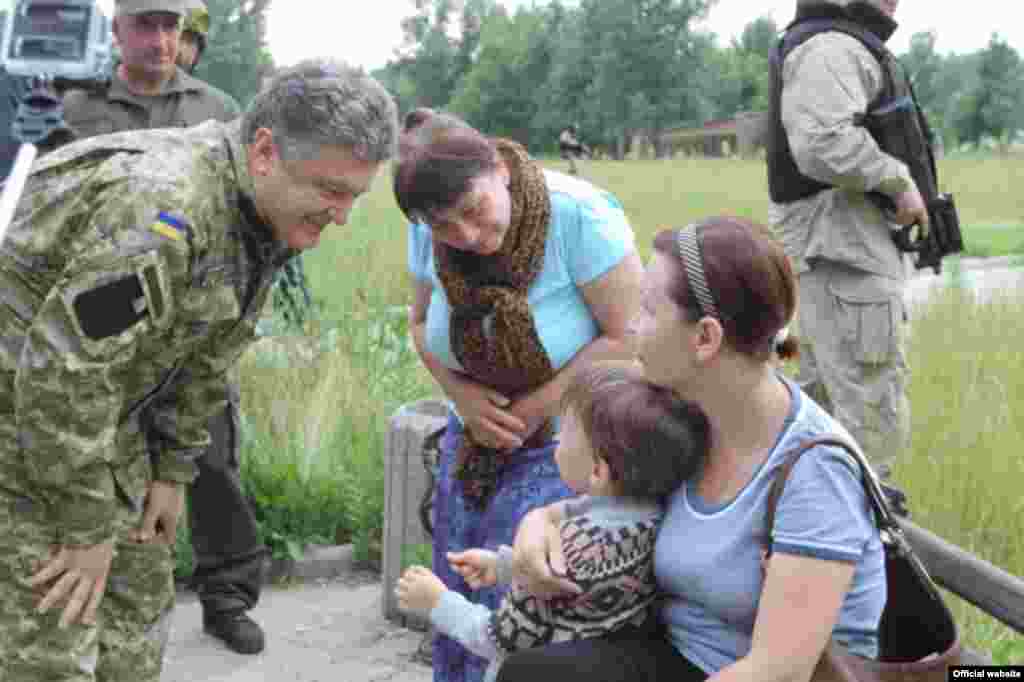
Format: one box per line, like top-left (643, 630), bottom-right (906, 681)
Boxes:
top-left (396, 565), bottom-right (447, 618)
top-left (447, 549), bottom-right (498, 589)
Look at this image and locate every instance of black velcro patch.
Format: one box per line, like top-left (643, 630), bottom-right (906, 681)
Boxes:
top-left (72, 275), bottom-right (148, 340)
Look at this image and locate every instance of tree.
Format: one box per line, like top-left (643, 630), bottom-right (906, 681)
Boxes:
top-left (734, 15), bottom-right (778, 59)
top-left (573, 0), bottom-right (714, 157)
top-left (380, 0), bottom-right (496, 114)
top-left (449, 4), bottom-right (560, 148)
top-left (899, 31), bottom-right (951, 143)
top-left (706, 42), bottom-right (771, 118)
top-left (194, 0), bottom-right (275, 107)
top-left (532, 4), bottom-right (595, 152)
top-left (972, 34), bottom-right (1024, 147)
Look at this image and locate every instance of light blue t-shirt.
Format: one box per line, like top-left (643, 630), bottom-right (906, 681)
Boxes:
top-left (407, 170), bottom-right (636, 374)
top-left (654, 377), bottom-right (886, 674)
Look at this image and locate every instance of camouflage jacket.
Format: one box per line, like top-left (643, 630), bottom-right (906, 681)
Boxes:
top-left (0, 119), bottom-right (294, 546)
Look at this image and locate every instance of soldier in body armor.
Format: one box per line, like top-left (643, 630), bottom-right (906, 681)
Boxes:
top-left (767, 0), bottom-right (936, 485)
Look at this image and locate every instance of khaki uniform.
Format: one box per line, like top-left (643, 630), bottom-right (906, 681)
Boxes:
top-left (0, 120), bottom-right (293, 680)
top-left (63, 67), bottom-right (240, 139)
top-left (768, 30), bottom-right (912, 478)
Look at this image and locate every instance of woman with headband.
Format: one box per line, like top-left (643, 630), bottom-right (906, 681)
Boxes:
top-left (496, 216), bottom-right (887, 682)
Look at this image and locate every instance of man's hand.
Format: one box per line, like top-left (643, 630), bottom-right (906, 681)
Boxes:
top-left (129, 480), bottom-right (185, 545)
top-left (28, 539), bottom-right (115, 628)
top-left (893, 186), bottom-right (929, 240)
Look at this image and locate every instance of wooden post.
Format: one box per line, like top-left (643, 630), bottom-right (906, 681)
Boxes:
top-left (382, 398), bottom-right (449, 628)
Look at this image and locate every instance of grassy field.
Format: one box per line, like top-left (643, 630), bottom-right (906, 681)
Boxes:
top-left (229, 155), bottom-right (1023, 659)
top-left (300, 154), bottom-right (1024, 311)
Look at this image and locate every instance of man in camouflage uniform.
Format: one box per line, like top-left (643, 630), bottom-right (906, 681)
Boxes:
top-left (0, 58), bottom-right (397, 681)
top-left (768, 0), bottom-right (928, 480)
top-left (62, 0), bottom-right (276, 655)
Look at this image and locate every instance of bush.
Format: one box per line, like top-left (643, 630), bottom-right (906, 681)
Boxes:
top-left (237, 302), bottom-right (434, 567)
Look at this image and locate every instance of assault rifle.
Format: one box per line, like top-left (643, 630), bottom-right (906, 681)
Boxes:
top-left (857, 93), bottom-right (964, 275)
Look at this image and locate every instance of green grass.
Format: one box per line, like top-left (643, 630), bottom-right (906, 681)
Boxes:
top-left (899, 285), bottom-right (1024, 658)
top-left (183, 155), bottom-right (1023, 657)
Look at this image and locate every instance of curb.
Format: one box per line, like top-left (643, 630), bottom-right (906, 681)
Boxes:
top-left (176, 543), bottom-right (368, 594)
top-left (265, 543), bottom-right (362, 583)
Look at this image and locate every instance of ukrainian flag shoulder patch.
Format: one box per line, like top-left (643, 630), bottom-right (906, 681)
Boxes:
top-left (150, 211), bottom-right (192, 243)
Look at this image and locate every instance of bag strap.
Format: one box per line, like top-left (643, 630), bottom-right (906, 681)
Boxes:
top-left (764, 435), bottom-right (898, 557)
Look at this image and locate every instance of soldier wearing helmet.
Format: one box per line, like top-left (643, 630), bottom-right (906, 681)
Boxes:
top-left (177, 0), bottom-right (209, 73)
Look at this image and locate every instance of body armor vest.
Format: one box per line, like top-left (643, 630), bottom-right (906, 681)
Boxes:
top-left (767, 4), bottom-right (914, 203)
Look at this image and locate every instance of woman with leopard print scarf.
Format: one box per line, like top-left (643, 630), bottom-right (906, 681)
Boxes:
top-left (394, 109), bottom-right (644, 682)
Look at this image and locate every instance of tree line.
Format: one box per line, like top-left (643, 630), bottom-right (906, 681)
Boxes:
top-left (194, 0), bottom-right (1023, 157)
top-left (364, 0), bottom-right (1024, 157)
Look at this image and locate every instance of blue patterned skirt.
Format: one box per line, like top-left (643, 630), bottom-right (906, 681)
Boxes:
top-left (431, 413), bottom-right (574, 682)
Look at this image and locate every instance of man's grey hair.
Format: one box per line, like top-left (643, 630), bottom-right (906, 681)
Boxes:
top-left (242, 58), bottom-right (398, 163)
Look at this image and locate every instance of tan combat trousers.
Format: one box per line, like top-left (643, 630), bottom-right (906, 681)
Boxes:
top-left (794, 261), bottom-right (911, 479)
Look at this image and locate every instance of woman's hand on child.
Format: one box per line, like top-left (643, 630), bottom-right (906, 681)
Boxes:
top-left (447, 549), bottom-right (498, 589)
top-left (511, 508), bottom-right (583, 600)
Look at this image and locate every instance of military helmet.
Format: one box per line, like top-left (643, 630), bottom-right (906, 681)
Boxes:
top-left (182, 2), bottom-right (209, 37)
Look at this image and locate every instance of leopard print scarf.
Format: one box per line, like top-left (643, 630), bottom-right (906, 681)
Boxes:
top-left (434, 139), bottom-right (555, 508)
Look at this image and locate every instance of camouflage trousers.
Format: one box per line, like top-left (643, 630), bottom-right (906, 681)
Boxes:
top-left (795, 261), bottom-right (911, 480)
top-left (0, 487), bottom-right (174, 681)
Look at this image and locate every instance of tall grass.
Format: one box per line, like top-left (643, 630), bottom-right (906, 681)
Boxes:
top-left (217, 155), bottom-right (1022, 656)
top-left (901, 285), bottom-right (1024, 658)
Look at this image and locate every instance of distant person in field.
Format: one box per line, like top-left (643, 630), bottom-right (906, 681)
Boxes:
top-left (558, 124), bottom-right (589, 176)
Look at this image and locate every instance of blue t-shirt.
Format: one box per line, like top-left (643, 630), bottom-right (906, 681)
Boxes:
top-left (654, 377), bottom-right (886, 673)
top-left (407, 169), bottom-right (636, 374)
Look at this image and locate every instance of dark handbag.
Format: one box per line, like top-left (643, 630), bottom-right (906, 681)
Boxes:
top-left (764, 436), bottom-right (964, 681)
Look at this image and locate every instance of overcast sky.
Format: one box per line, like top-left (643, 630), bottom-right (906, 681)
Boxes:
top-left (89, 0), bottom-right (1023, 71)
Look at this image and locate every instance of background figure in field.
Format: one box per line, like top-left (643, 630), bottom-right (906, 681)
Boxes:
top-left (767, 0), bottom-right (933, 483)
top-left (558, 124), bottom-right (589, 176)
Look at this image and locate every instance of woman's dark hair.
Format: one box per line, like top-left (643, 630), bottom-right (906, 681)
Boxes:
top-left (393, 108), bottom-right (499, 223)
top-left (651, 216), bottom-right (800, 361)
top-left (561, 361), bottom-right (710, 501)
